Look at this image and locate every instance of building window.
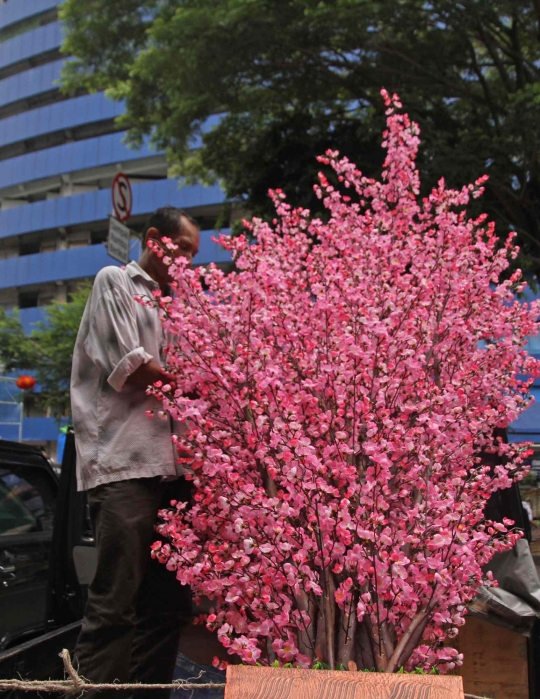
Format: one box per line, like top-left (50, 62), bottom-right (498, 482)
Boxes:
top-left (40, 240), bottom-right (57, 254)
top-left (19, 240), bottom-right (40, 256)
top-left (18, 291), bottom-right (39, 309)
top-left (67, 233), bottom-right (90, 249)
top-left (91, 230), bottom-right (108, 245)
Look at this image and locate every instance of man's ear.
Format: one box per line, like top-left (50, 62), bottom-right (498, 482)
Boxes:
top-left (144, 226), bottom-right (160, 248)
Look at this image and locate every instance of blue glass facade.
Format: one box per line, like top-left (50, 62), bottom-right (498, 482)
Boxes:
top-left (0, 1), bottom-right (58, 28)
top-left (0, 94), bottom-right (124, 149)
top-left (0, 180), bottom-right (225, 240)
top-left (0, 3), bottom-right (229, 451)
top-left (0, 59), bottom-right (63, 107)
top-left (0, 20), bottom-right (62, 71)
top-left (0, 132), bottom-right (165, 190)
top-left (0, 228), bottom-right (231, 290)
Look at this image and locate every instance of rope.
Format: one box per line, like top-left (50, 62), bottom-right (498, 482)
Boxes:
top-left (0, 649), bottom-right (226, 693)
top-left (0, 649), bottom-right (493, 697)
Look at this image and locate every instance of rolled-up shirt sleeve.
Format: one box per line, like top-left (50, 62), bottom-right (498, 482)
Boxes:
top-left (83, 286), bottom-right (153, 392)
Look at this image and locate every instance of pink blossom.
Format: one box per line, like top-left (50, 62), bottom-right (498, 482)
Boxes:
top-left (148, 90), bottom-right (539, 673)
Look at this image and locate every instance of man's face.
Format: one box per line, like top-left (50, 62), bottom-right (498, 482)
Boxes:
top-left (146, 217), bottom-right (200, 282)
top-left (168, 218), bottom-right (200, 268)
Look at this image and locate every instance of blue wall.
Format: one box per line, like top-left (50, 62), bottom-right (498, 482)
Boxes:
top-left (0, 115), bottom-right (220, 191)
top-left (0, 179), bottom-right (226, 240)
top-left (0, 131), bottom-right (155, 190)
top-left (0, 21), bottom-right (62, 72)
top-left (18, 307), bottom-right (46, 333)
top-left (0, 93), bottom-right (124, 149)
top-left (0, 1), bottom-right (58, 29)
top-left (0, 59), bottom-right (62, 108)
top-left (0, 229), bottom-right (231, 289)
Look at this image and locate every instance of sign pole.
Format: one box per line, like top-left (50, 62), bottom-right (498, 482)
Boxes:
top-left (107, 173), bottom-right (134, 264)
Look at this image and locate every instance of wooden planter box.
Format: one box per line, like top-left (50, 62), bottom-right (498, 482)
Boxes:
top-left (224, 665), bottom-right (465, 698)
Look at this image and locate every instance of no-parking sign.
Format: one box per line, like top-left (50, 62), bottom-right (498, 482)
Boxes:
top-left (112, 172), bottom-right (133, 222)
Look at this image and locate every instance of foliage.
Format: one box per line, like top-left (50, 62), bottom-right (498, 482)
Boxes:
top-left (521, 472), bottom-right (538, 486)
top-left (0, 284), bottom-right (91, 417)
top-left (263, 659), bottom-right (437, 672)
top-left (61, 0), bottom-right (540, 273)
top-left (146, 94), bottom-right (539, 672)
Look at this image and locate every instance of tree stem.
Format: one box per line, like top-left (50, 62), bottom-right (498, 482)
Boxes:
top-left (380, 621), bottom-right (395, 663)
top-left (337, 599), bottom-right (358, 666)
top-left (385, 602), bottom-right (434, 673)
top-left (355, 620), bottom-right (376, 671)
top-left (322, 570), bottom-right (336, 669)
top-left (295, 591), bottom-right (315, 660)
top-left (266, 637), bottom-right (276, 665)
top-left (364, 615), bottom-right (387, 671)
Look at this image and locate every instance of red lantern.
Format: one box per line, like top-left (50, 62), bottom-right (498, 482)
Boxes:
top-left (16, 375), bottom-right (36, 391)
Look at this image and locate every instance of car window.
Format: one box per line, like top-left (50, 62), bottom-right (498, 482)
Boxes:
top-left (0, 466), bottom-right (56, 536)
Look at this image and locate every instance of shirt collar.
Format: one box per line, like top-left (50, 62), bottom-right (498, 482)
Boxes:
top-left (125, 261), bottom-right (158, 288)
top-left (125, 261), bottom-right (173, 296)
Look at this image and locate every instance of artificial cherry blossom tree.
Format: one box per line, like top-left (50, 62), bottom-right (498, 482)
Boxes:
top-left (146, 91), bottom-right (540, 673)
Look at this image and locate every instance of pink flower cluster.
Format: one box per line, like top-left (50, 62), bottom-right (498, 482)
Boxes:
top-left (148, 90), bottom-right (540, 672)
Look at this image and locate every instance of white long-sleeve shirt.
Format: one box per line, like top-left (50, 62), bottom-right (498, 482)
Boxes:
top-left (71, 261), bottom-right (179, 491)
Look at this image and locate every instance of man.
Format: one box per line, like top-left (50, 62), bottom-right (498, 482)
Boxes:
top-left (71, 207), bottom-right (200, 697)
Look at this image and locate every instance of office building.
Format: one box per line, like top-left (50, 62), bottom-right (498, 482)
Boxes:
top-left (0, 1), bottom-right (229, 455)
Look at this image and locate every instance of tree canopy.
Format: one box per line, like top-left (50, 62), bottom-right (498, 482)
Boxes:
top-left (61, 0), bottom-right (540, 274)
top-left (0, 284), bottom-right (91, 417)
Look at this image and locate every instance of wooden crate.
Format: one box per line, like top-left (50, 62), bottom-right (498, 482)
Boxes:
top-left (456, 616), bottom-right (528, 699)
top-left (224, 665), bottom-right (464, 698)
top-left (178, 612), bottom-right (529, 698)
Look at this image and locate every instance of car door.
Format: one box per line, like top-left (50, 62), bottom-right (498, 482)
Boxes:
top-left (0, 455), bottom-right (57, 649)
top-left (47, 429), bottom-right (95, 627)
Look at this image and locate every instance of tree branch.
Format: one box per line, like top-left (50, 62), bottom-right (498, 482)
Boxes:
top-left (465, 38), bottom-right (500, 132)
top-left (510, 5), bottom-right (526, 89)
top-left (386, 597), bottom-right (437, 673)
top-left (475, 23), bottom-right (513, 93)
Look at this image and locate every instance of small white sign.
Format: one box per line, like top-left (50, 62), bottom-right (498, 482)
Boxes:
top-left (107, 217), bottom-right (131, 264)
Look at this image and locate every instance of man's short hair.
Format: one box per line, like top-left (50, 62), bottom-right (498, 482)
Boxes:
top-left (145, 206), bottom-right (199, 239)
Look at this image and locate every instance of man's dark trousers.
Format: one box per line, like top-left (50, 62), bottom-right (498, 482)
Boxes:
top-left (74, 476), bottom-right (192, 698)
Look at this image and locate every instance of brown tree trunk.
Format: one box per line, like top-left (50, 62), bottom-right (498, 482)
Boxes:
top-left (354, 620), bottom-right (376, 671)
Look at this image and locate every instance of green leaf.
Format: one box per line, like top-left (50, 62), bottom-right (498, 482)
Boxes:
top-left (0, 282), bottom-right (91, 418)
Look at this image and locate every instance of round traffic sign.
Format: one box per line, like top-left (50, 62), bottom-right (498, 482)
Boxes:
top-left (112, 172), bottom-right (133, 222)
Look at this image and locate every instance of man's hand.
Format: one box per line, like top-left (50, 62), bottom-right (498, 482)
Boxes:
top-left (126, 359), bottom-right (176, 390)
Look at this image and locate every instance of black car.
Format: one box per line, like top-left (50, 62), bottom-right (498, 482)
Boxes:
top-left (0, 440), bottom-right (59, 650)
top-left (0, 432), bottom-right (95, 695)
top-left (0, 432), bottom-right (224, 699)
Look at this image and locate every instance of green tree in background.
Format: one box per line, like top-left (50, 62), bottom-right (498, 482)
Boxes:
top-left (0, 283), bottom-right (91, 418)
top-left (61, 0), bottom-right (540, 274)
